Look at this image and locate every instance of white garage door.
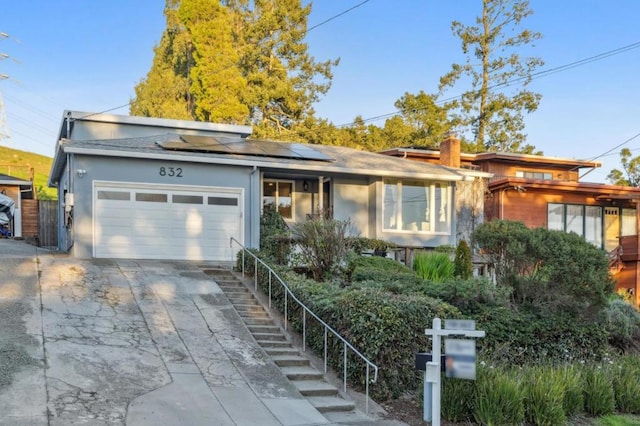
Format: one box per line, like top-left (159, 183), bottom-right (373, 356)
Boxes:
top-left (94, 183), bottom-right (243, 261)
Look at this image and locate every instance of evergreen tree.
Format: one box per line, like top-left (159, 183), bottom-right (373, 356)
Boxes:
top-left (439, 0), bottom-right (543, 153)
top-left (131, 0), bottom-right (338, 135)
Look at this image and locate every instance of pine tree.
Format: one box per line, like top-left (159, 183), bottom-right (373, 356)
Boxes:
top-left (439, 0), bottom-right (543, 153)
top-left (131, 0), bottom-right (338, 135)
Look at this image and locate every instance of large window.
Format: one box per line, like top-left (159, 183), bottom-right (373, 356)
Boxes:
top-left (622, 208), bottom-right (637, 236)
top-left (263, 180), bottom-right (293, 219)
top-left (383, 179), bottom-right (451, 233)
top-left (516, 170), bottom-right (552, 180)
top-left (547, 203), bottom-right (602, 247)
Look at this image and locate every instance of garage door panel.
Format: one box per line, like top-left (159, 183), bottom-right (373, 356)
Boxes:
top-left (94, 184), bottom-right (242, 261)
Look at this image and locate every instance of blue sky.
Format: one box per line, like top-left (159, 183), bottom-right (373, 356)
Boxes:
top-left (1, 1), bottom-right (640, 183)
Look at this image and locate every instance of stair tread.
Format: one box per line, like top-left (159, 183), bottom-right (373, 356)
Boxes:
top-left (281, 366), bottom-right (323, 374)
top-left (292, 380), bottom-right (338, 392)
top-left (271, 354), bottom-right (309, 362)
top-left (307, 396), bottom-right (355, 412)
top-left (264, 347), bottom-right (300, 355)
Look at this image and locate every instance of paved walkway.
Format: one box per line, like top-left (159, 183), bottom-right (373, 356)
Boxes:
top-left (0, 239), bottom-right (406, 426)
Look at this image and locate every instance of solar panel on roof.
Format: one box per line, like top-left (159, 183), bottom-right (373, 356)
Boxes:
top-left (157, 135), bottom-right (334, 162)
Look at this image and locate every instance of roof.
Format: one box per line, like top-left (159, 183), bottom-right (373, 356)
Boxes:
top-left (58, 110), bottom-right (253, 141)
top-left (380, 147), bottom-right (601, 170)
top-left (0, 173), bottom-right (32, 186)
top-left (49, 133), bottom-right (490, 187)
top-left (489, 177), bottom-right (640, 200)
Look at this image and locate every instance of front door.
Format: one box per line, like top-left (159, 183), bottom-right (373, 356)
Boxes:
top-left (604, 207), bottom-right (620, 252)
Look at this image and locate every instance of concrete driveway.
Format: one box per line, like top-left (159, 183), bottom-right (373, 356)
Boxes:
top-left (0, 238), bottom-right (372, 426)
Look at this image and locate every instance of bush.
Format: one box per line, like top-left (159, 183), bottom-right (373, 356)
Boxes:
top-left (290, 216), bottom-right (351, 281)
top-left (413, 251), bottom-right (454, 283)
top-left (454, 239), bottom-right (473, 279)
top-left (473, 221), bottom-right (614, 318)
top-left (345, 237), bottom-right (397, 256)
top-left (260, 206), bottom-right (291, 264)
top-left (423, 277), bottom-right (510, 314)
top-left (605, 299), bottom-right (640, 352)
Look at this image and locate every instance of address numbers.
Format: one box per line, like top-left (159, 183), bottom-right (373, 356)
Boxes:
top-left (159, 167), bottom-right (183, 177)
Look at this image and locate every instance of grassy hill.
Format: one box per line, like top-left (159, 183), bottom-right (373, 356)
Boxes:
top-left (0, 145), bottom-right (56, 199)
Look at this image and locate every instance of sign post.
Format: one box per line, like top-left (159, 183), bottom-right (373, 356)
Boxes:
top-left (424, 318), bottom-right (485, 426)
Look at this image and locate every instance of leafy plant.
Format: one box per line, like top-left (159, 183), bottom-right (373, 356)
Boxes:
top-left (584, 367), bottom-right (615, 416)
top-left (559, 364), bottom-right (584, 418)
top-left (612, 356), bottom-right (640, 414)
top-left (290, 215), bottom-right (352, 281)
top-left (259, 205), bottom-right (291, 264)
top-left (441, 375), bottom-right (475, 422)
top-left (413, 251), bottom-right (454, 283)
top-left (474, 366), bottom-right (525, 426)
top-left (454, 239), bottom-right (473, 279)
top-left (522, 366), bottom-right (566, 426)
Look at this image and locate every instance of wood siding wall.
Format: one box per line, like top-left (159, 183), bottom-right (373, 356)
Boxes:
top-left (479, 163), bottom-right (580, 182)
top-left (38, 200), bottom-right (58, 247)
top-left (21, 199), bottom-right (38, 239)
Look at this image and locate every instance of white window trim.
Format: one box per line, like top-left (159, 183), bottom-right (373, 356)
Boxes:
top-left (382, 179), bottom-right (451, 235)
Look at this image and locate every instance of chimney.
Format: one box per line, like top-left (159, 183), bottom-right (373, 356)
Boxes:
top-left (440, 131), bottom-right (461, 168)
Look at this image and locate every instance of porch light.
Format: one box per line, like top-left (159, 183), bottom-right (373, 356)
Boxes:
top-left (303, 180), bottom-right (309, 192)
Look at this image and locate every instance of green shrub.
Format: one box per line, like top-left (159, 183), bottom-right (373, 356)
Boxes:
top-left (605, 299), bottom-right (640, 352)
top-left (559, 364), bottom-right (584, 418)
top-left (584, 367), bottom-right (616, 416)
top-left (345, 237), bottom-right (397, 256)
top-left (260, 206), bottom-right (291, 264)
top-left (474, 366), bottom-right (525, 426)
top-left (612, 356), bottom-right (640, 414)
top-left (454, 239), bottom-right (473, 279)
top-left (413, 251), bottom-right (454, 283)
top-left (473, 220), bottom-right (614, 317)
top-left (522, 366), bottom-right (566, 426)
top-left (423, 277), bottom-right (510, 314)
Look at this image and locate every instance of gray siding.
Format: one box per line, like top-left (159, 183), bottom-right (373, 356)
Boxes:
top-left (68, 154), bottom-right (255, 258)
top-left (332, 177), bottom-right (371, 237)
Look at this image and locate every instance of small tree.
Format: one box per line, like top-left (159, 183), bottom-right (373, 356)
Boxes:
top-left (260, 206), bottom-right (291, 264)
top-left (454, 239), bottom-right (473, 279)
top-left (291, 215), bottom-right (351, 281)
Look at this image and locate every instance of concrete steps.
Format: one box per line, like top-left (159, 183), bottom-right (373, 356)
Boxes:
top-left (204, 267), bottom-right (358, 418)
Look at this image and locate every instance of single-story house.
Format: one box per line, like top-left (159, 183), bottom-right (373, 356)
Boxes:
top-left (48, 111), bottom-right (490, 262)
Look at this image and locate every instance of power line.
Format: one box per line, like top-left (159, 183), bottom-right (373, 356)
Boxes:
top-left (307, 0), bottom-right (370, 32)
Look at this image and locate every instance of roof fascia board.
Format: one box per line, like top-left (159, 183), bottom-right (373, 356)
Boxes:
top-left (61, 146), bottom-right (466, 182)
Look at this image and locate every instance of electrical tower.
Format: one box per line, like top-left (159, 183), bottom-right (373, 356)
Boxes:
top-left (0, 32), bottom-right (13, 143)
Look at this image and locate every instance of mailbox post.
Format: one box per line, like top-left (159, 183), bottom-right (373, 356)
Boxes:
top-left (424, 318), bottom-right (485, 426)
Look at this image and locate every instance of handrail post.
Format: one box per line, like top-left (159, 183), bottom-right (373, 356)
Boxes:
top-left (284, 290), bottom-right (288, 331)
top-left (254, 261), bottom-right (258, 291)
top-left (366, 365), bottom-right (370, 413)
top-left (302, 309), bottom-right (306, 352)
top-left (241, 249), bottom-right (245, 277)
top-left (268, 272), bottom-right (272, 309)
top-left (324, 327), bottom-right (328, 374)
top-left (343, 342), bottom-right (347, 393)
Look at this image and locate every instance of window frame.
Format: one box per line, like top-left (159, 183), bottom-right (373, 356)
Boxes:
top-left (382, 179), bottom-right (451, 235)
top-left (262, 179), bottom-right (295, 220)
top-left (547, 202), bottom-right (604, 248)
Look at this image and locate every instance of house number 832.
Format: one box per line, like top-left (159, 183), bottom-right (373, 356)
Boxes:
top-left (159, 167), bottom-right (183, 177)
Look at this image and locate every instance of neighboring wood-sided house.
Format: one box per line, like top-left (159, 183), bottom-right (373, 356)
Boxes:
top-left (47, 112), bottom-right (490, 263)
top-left (381, 134), bottom-right (640, 305)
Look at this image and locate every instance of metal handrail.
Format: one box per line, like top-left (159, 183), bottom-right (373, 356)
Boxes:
top-left (230, 237), bottom-right (379, 412)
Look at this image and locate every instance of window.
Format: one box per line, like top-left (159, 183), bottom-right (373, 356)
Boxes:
top-left (547, 203), bottom-right (602, 247)
top-left (622, 208), bottom-right (637, 236)
top-left (208, 196), bottom-right (238, 206)
top-left (136, 193), bottom-right (167, 203)
top-left (383, 179), bottom-right (450, 233)
top-left (97, 191), bottom-right (130, 201)
top-left (263, 180), bottom-right (293, 219)
top-left (516, 171), bottom-right (552, 180)
top-left (173, 195), bottom-right (203, 204)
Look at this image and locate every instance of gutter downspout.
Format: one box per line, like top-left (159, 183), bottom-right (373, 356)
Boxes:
top-left (251, 166), bottom-right (258, 248)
